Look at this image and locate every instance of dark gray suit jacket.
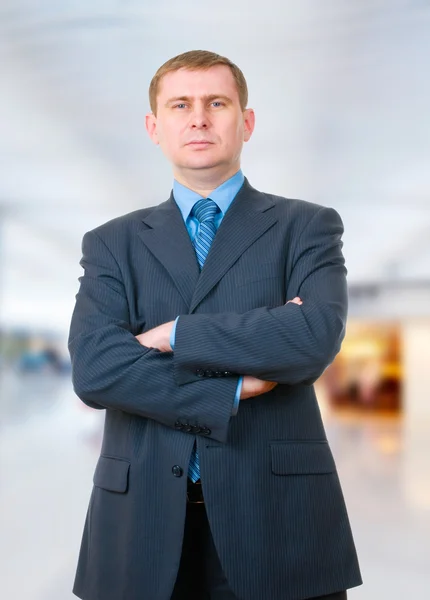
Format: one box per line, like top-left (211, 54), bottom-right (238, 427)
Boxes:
top-left (68, 178), bottom-right (362, 600)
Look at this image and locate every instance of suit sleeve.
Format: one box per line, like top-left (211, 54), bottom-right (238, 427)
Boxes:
top-left (171, 316), bottom-right (243, 415)
top-left (68, 230), bottom-right (238, 443)
top-left (173, 206), bottom-right (348, 386)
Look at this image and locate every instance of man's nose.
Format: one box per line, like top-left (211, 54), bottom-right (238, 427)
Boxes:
top-left (190, 108), bottom-right (209, 128)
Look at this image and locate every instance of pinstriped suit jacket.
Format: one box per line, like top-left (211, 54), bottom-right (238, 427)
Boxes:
top-left (68, 178), bottom-right (362, 600)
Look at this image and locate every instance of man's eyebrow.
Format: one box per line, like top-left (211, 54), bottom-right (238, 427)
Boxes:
top-left (164, 94), bottom-right (233, 106)
top-left (164, 96), bottom-right (190, 106)
top-left (204, 94), bottom-right (232, 103)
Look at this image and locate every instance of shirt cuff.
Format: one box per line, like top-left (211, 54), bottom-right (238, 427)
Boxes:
top-left (170, 316), bottom-right (179, 350)
top-left (232, 376), bottom-right (242, 416)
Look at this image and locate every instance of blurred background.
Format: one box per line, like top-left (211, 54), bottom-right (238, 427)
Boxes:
top-left (1, 1), bottom-right (429, 598)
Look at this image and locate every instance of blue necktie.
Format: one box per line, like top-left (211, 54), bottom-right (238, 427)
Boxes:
top-left (188, 198), bottom-right (219, 482)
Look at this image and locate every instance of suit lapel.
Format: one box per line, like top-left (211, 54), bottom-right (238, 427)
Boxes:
top-left (138, 196), bottom-right (200, 307)
top-left (189, 179), bottom-right (278, 313)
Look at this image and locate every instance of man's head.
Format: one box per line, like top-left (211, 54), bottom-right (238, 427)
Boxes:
top-left (145, 50), bottom-right (255, 185)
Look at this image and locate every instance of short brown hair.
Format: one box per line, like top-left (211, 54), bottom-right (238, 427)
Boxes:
top-left (148, 50), bottom-right (248, 115)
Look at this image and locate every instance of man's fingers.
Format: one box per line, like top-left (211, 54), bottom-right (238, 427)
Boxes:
top-left (240, 376), bottom-right (278, 400)
top-left (286, 296), bottom-right (303, 305)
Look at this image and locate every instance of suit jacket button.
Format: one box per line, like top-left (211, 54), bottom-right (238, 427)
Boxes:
top-left (183, 423), bottom-right (192, 433)
top-left (196, 369), bottom-right (205, 377)
top-left (214, 371), bottom-right (223, 377)
top-left (202, 427), bottom-right (211, 436)
top-left (205, 370), bottom-right (214, 377)
top-left (172, 465), bottom-right (183, 477)
top-left (174, 421), bottom-right (183, 429)
top-left (223, 371), bottom-right (232, 377)
top-left (191, 425), bottom-right (201, 433)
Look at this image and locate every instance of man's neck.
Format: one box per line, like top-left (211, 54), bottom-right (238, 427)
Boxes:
top-left (173, 164), bottom-right (241, 197)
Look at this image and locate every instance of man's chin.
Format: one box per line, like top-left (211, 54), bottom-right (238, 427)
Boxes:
top-left (180, 159), bottom-right (223, 171)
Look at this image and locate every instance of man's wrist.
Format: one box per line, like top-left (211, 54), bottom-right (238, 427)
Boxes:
top-left (232, 377), bottom-right (243, 416)
top-left (170, 316), bottom-right (180, 350)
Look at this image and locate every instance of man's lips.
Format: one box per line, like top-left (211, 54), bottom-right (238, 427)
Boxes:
top-left (186, 140), bottom-right (214, 145)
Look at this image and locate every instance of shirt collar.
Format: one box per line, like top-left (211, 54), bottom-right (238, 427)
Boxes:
top-left (173, 169), bottom-right (245, 221)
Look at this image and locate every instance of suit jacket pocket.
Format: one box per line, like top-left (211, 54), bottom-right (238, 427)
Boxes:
top-left (270, 441), bottom-right (336, 475)
top-left (93, 455), bottom-right (130, 493)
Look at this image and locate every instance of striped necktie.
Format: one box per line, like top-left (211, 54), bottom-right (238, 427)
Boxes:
top-left (188, 198), bottom-right (219, 482)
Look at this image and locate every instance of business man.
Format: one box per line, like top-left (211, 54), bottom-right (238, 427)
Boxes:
top-left (69, 50), bottom-right (362, 600)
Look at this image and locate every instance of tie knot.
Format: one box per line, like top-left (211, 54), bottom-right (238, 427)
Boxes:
top-left (191, 198), bottom-right (219, 224)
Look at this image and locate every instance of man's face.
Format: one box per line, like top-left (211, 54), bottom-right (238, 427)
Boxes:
top-left (146, 65), bottom-right (254, 177)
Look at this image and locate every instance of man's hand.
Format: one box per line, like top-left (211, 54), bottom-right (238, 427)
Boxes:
top-left (135, 321), bottom-right (175, 352)
top-left (240, 376), bottom-right (278, 399)
top-left (286, 296), bottom-right (303, 305)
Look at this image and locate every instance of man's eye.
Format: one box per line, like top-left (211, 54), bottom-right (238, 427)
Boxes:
top-left (211, 101), bottom-right (223, 107)
top-left (174, 103), bottom-right (187, 109)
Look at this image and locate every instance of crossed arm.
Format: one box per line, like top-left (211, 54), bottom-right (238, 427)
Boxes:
top-left (68, 206), bottom-right (347, 442)
top-left (135, 296), bottom-right (303, 400)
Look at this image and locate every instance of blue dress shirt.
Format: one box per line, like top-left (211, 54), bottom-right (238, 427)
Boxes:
top-left (169, 169), bottom-right (245, 416)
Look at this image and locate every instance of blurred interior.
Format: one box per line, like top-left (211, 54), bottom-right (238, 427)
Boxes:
top-left (1, 2), bottom-right (430, 599)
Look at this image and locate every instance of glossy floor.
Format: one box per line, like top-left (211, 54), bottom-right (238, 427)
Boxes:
top-left (1, 372), bottom-right (429, 599)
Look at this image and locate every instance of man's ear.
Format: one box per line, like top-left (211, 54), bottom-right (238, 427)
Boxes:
top-left (243, 108), bottom-right (255, 142)
top-left (145, 113), bottom-right (159, 145)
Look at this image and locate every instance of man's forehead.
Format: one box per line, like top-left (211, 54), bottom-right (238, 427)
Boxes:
top-left (159, 66), bottom-right (237, 95)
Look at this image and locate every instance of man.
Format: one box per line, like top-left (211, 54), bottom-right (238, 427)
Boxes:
top-left (69, 50), bottom-right (362, 600)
